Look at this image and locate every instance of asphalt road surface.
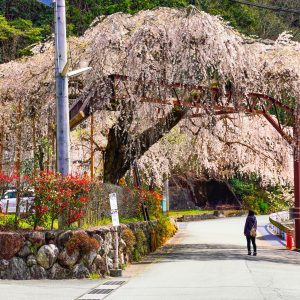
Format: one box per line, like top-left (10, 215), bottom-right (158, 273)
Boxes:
top-left (105, 215), bottom-right (300, 300)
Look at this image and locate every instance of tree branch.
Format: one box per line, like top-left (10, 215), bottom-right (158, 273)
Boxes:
top-left (103, 105), bottom-right (189, 183)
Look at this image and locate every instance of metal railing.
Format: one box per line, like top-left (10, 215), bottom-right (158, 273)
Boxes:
top-left (269, 211), bottom-right (294, 247)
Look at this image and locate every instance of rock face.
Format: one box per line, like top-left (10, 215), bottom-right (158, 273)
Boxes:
top-left (0, 259), bottom-right (9, 271)
top-left (18, 241), bottom-right (33, 258)
top-left (48, 263), bottom-right (71, 279)
top-left (26, 255), bottom-right (37, 267)
top-left (26, 232), bottom-right (45, 248)
top-left (36, 244), bottom-right (59, 269)
top-left (30, 265), bottom-right (47, 279)
top-left (73, 263), bottom-right (90, 279)
top-left (0, 232), bottom-right (24, 260)
top-left (58, 249), bottom-right (79, 268)
top-left (57, 230), bottom-right (73, 248)
top-left (5, 257), bottom-right (30, 280)
top-left (106, 256), bottom-right (113, 270)
top-left (103, 232), bottom-right (113, 255)
top-left (91, 255), bottom-right (107, 275)
top-left (81, 251), bottom-right (97, 267)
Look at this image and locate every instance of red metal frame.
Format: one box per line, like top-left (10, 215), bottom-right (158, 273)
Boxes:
top-left (113, 74), bottom-right (295, 144)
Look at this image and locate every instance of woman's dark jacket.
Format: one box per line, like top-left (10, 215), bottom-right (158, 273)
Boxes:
top-left (244, 215), bottom-right (257, 237)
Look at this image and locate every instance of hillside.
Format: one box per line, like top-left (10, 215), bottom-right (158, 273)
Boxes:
top-left (0, 0), bottom-right (300, 64)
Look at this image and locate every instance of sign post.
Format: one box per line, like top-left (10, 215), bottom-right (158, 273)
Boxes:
top-left (162, 180), bottom-right (169, 214)
top-left (109, 193), bottom-right (122, 277)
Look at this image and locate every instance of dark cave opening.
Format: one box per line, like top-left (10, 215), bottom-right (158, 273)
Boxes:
top-left (169, 175), bottom-right (241, 210)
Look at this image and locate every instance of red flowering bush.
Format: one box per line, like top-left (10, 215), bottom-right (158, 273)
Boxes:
top-left (30, 171), bottom-right (92, 229)
top-left (145, 190), bottom-right (163, 218)
top-left (30, 171), bottom-right (59, 228)
top-left (59, 174), bottom-right (91, 226)
top-left (65, 232), bottom-right (100, 255)
top-left (135, 188), bottom-right (162, 219)
top-left (117, 179), bottom-right (163, 219)
top-left (0, 170), bottom-right (25, 194)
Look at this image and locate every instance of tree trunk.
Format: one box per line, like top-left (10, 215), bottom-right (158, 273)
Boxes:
top-left (103, 106), bottom-right (188, 183)
top-left (0, 123), bottom-right (4, 173)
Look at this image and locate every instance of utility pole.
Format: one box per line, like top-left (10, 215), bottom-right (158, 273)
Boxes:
top-left (54, 0), bottom-right (70, 176)
top-left (293, 107), bottom-right (300, 249)
top-left (90, 107), bottom-right (94, 179)
top-left (54, 0), bottom-right (91, 228)
top-left (54, 0), bottom-right (91, 177)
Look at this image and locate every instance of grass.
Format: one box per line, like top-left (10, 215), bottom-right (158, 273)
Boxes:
top-left (0, 213), bottom-right (32, 229)
top-left (0, 213), bottom-right (151, 231)
top-left (82, 216), bottom-right (146, 228)
top-left (82, 217), bottom-right (112, 228)
top-left (0, 213), bottom-right (61, 230)
top-left (88, 273), bottom-right (101, 279)
top-left (0, 213), bottom-right (164, 231)
top-left (168, 209), bottom-right (213, 218)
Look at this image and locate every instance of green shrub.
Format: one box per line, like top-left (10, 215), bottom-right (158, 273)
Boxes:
top-left (121, 227), bottom-right (136, 255)
top-left (152, 217), bottom-right (177, 250)
top-left (133, 229), bottom-right (148, 262)
top-left (230, 174), bottom-right (290, 215)
top-left (89, 273), bottom-right (101, 279)
top-left (258, 199), bottom-right (269, 215)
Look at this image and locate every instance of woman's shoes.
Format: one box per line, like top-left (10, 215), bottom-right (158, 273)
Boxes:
top-left (248, 252), bottom-right (251, 255)
top-left (253, 252), bottom-right (257, 256)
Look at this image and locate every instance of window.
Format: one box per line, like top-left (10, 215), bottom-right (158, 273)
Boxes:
top-left (4, 191), bottom-right (16, 199)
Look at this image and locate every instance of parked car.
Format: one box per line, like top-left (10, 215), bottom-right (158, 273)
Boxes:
top-left (0, 189), bottom-right (34, 214)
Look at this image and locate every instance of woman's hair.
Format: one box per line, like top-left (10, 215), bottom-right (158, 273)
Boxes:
top-left (248, 210), bottom-right (255, 216)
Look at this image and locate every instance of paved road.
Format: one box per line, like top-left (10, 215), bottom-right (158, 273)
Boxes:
top-left (105, 216), bottom-right (300, 300)
top-left (2, 216), bottom-right (300, 300)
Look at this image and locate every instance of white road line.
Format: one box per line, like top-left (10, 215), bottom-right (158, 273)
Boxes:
top-left (76, 280), bottom-right (128, 300)
top-left (78, 295), bottom-right (107, 300)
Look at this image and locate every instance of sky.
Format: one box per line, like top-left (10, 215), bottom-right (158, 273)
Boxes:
top-left (37, 0), bottom-right (52, 6)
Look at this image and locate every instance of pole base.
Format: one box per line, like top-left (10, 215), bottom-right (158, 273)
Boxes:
top-left (110, 269), bottom-right (122, 277)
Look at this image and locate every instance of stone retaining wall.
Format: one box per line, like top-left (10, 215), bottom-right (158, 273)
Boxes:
top-left (0, 221), bottom-right (157, 280)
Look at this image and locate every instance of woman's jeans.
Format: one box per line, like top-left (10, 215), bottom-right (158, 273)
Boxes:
top-left (246, 236), bottom-right (256, 253)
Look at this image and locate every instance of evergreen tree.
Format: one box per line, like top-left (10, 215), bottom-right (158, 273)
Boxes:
top-left (0, 0), bottom-right (300, 64)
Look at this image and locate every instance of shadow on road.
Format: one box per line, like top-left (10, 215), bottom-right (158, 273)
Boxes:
top-left (141, 243), bottom-right (300, 266)
top-left (256, 224), bottom-right (286, 246)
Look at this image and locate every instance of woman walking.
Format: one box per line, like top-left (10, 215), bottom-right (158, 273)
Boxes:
top-left (244, 210), bottom-right (257, 256)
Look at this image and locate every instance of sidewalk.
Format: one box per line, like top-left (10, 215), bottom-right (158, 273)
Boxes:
top-left (0, 279), bottom-right (106, 300)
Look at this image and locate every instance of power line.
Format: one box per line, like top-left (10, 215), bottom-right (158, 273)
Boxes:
top-left (231, 0), bottom-right (300, 14)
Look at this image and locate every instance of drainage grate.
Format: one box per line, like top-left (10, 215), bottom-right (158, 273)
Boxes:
top-left (103, 281), bottom-right (126, 285)
top-left (88, 289), bottom-right (114, 295)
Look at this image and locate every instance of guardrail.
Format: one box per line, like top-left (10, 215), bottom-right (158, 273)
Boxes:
top-left (269, 211), bottom-right (294, 248)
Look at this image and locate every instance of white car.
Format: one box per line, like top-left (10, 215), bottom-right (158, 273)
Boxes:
top-left (0, 189), bottom-right (34, 214)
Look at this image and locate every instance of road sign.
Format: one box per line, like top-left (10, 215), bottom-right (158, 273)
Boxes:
top-left (109, 193), bottom-right (118, 210)
top-left (111, 209), bottom-right (120, 227)
top-left (109, 193), bottom-right (119, 226)
top-left (109, 193), bottom-right (121, 273)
